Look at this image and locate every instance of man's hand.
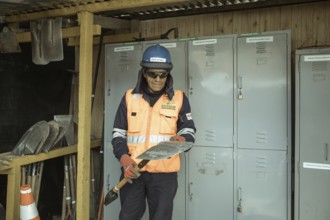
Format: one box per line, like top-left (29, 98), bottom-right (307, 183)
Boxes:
top-left (120, 154), bottom-right (140, 180)
top-left (170, 135), bottom-right (185, 142)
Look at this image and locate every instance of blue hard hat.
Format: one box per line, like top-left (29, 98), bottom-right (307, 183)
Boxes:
top-left (140, 44), bottom-right (173, 70)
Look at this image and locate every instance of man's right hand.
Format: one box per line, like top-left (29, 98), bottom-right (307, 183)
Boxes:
top-left (120, 154), bottom-right (140, 179)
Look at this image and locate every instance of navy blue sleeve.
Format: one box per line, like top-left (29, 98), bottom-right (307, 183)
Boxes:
top-left (111, 94), bottom-right (129, 160)
top-left (177, 93), bottom-right (196, 143)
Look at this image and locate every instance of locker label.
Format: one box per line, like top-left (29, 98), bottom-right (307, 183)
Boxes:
top-left (192, 39), bottom-right (217, 45)
top-left (160, 43), bottom-right (177, 48)
top-left (114, 46), bottom-right (134, 52)
top-left (304, 54), bottom-right (330, 62)
top-left (246, 36), bottom-right (273, 43)
top-left (303, 162), bottom-right (330, 170)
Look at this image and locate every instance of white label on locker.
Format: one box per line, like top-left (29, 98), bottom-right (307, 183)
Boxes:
top-left (304, 54), bottom-right (330, 62)
top-left (114, 46), bottom-right (134, 52)
top-left (160, 43), bottom-right (177, 48)
top-left (246, 36), bottom-right (273, 43)
top-left (192, 39), bottom-right (217, 46)
top-left (303, 162), bottom-right (330, 170)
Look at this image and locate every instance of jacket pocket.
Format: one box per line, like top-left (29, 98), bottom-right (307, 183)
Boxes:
top-left (127, 111), bottom-right (140, 132)
top-left (159, 109), bottom-right (177, 134)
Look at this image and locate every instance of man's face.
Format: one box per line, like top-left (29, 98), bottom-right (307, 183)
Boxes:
top-left (144, 68), bottom-right (169, 93)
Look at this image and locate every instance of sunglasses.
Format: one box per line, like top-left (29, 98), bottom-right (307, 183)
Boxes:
top-left (145, 70), bottom-right (169, 79)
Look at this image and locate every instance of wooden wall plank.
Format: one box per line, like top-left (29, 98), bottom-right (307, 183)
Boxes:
top-left (280, 6), bottom-right (292, 31)
top-left (194, 14), bottom-right (204, 37)
top-left (214, 12), bottom-right (224, 35)
top-left (232, 11), bottom-right (242, 34)
top-left (326, 2), bottom-right (330, 46)
top-left (300, 3), bottom-right (314, 48)
top-left (247, 10), bottom-right (260, 33)
top-left (239, 10), bottom-right (250, 33)
top-left (259, 8), bottom-right (270, 32)
top-left (177, 16), bottom-right (189, 38)
top-left (203, 14), bottom-right (215, 36)
top-left (313, 2), bottom-right (327, 46)
top-left (222, 12), bottom-right (234, 35)
top-left (139, 2), bottom-right (330, 53)
top-left (291, 5), bottom-right (302, 51)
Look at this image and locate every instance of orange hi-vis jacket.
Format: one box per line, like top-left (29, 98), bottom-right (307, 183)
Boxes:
top-left (126, 89), bottom-right (183, 173)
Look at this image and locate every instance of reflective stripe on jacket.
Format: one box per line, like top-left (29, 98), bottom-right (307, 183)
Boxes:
top-left (126, 89), bottom-right (183, 173)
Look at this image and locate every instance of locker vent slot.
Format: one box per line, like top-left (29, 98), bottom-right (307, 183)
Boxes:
top-left (312, 61), bottom-right (328, 72)
top-left (119, 52), bottom-right (130, 66)
top-left (256, 42), bottom-right (266, 54)
top-left (205, 44), bottom-right (215, 68)
top-left (205, 44), bottom-right (215, 57)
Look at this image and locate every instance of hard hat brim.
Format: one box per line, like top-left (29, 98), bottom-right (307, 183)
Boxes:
top-left (141, 61), bottom-right (173, 71)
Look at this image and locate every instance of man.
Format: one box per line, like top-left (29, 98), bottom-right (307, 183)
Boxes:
top-left (112, 44), bottom-right (196, 220)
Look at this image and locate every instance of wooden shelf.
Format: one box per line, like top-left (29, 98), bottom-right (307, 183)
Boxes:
top-left (0, 139), bottom-right (102, 220)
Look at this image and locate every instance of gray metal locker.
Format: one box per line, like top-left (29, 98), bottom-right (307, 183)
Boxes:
top-left (186, 36), bottom-right (235, 220)
top-left (236, 31), bottom-right (291, 220)
top-left (188, 37), bottom-right (235, 148)
top-left (104, 40), bottom-right (189, 220)
top-left (104, 43), bottom-right (144, 220)
top-left (103, 31), bottom-right (291, 220)
top-left (237, 149), bottom-right (288, 220)
top-left (187, 146), bottom-right (234, 220)
top-left (295, 48), bottom-right (330, 220)
top-left (237, 33), bottom-right (289, 151)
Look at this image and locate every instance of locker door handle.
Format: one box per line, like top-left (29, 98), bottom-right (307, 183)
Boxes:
top-left (237, 75), bottom-right (243, 100)
top-left (188, 182), bottom-right (193, 201)
top-left (325, 143), bottom-right (329, 161)
top-left (237, 187), bottom-right (243, 213)
top-left (106, 174), bottom-right (110, 191)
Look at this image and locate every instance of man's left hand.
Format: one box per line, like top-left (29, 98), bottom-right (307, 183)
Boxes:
top-left (170, 135), bottom-right (185, 142)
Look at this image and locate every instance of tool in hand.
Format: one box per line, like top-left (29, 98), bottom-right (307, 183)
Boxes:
top-left (104, 141), bottom-right (193, 205)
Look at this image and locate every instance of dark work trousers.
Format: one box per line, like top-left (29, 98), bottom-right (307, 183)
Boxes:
top-left (119, 171), bottom-right (178, 220)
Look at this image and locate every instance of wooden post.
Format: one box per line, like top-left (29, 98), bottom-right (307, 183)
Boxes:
top-left (6, 165), bottom-right (20, 220)
top-left (76, 11), bottom-right (94, 220)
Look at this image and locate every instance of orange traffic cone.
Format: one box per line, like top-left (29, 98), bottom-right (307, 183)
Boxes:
top-left (20, 185), bottom-right (40, 220)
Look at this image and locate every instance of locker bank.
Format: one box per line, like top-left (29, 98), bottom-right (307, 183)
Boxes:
top-left (0, 1), bottom-right (329, 220)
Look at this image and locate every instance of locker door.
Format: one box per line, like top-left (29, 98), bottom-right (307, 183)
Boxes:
top-left (187, 147), bottom-right (234, 220)
top-left (188, 37), bottom-right (234, 147)
top-left (237, 149), bottom-right (287, 220)
top-left (297, 54), bottom-right (330, 220)
top-left (237, 33), bottom-right (288, 150)
top-left (104, 43), bottom-right (143, 220)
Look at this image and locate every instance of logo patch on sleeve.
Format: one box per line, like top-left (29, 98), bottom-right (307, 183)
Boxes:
top-left (186, 113), bottom-right (193, 120)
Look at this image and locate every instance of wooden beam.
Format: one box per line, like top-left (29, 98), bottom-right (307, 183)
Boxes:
top-left (5, 0), bottom-right (190, 23)
top-left (6, 166), bottom-right (20, 220)
top-left (15, 24), bottom-right (101, 43)
top-left (94, 15), bottom-right (130, 30)
top-left (76, 11), bottom-right (93, 220)
top-left (0, 140), bottom-right (102, 171)
top-left (67, 32), bottom-right (140, 46)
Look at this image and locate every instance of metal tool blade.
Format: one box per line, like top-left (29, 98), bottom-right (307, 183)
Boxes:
top-left (136, 141), bottom-right (193, 160)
